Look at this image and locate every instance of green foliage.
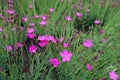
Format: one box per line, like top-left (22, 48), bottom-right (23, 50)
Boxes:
top-left (0, 0), bottom-right (120, 80)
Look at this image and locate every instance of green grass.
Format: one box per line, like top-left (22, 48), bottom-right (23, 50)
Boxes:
top-left (0, 0), bottom-right (120, 80)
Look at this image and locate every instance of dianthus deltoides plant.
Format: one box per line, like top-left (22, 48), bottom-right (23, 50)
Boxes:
top-left (0, 0), bottom-right (120, 80)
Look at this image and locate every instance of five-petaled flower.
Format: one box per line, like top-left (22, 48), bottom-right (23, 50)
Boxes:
top-left (28, 4), bottom-right (33, 9)
top-left (65, 16), bottom-right (72, 21)
top-left (27, 28), bottom-right (34, 33)
top-left (39, 20), bottom-right (47, 26)
top-left (50, 58), bottom-right (60, 68)
top-left (7, 10), bottom-right (15, 14)
top-left (29, 45), bottom-right (37, 53)
top-left (6, 45), bottom-right (13, 51)
top-left (86, 63), bottom-right (92, 70)
top-left (60, 50), bottom-right (73, 62)
top-left (49, 8), bottom-right (54, 12)
top-left (109, 71), bottom-right (118, 80)
top-left (83, 39), bottom-right (93, 48)
top-left (94, 20), bottom-right (100, 24)
top-left (22, 17), bottom-right (28, 22)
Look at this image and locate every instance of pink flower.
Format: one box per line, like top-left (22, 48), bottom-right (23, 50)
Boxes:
top-left (50, 58), bottom-right (60, 68)
top-left (27, 28), bottom-right (34, 33)
top-left (99, 29), bottom-right (105, 34)
top-left (11, 27), bottom-right (16, 31)
top-left (33, 15), bottom-right (40, 19)
top-left (38, 40), bottom-right (49, 47)
top-left (38, 35), bottom-right (57, 47)
top-left (83, 39), bottom-right (93, 48)
top-left (27, 33), bottom-right (36, 39)
top-left (29, 45), bottom-right (37, 53)
top-left (38, 35), bottom-right (47, 41)
top-left (38, 35), bottom-right (49, 47)
top-left (63, 42), bottom-right (69, 48)
top-left (76, 12), bottom-right (82, 17)
top-left (49, 8), bottom-right (54, 12)
top-left (6, 45), bottom-right (13, 51)
top-left (94, 20), bottom-right (100, 24)
top-left (28, 4), bottom-right (33, 9)
top-left (59, 37), bottom-right (64, 43)
top-left (29, 22), bottom-right (35, 27)
top-left (7, 10), bottom-right (15, 14)
top-left (61, 0), bottom-right (64, 2)
top-left (9, 4), bottom-right (13, 7)
top-left (109, 71), bottom-right (118, 80)
top-left (39, 20), bottom-right (47, 26)
top-left (6, 20), bottom-right (13, 23)
top-left (20, 27), bottom-right (24, 32)
top-left (41, 15), bottom-right (47, 20)
top-left (48, 35), bottom-right (57, 43)
top-left (65, 16), bottom-right (72, 21)
top-left (101, 38), bottom-right (107, 43)
top-left (22, 17), bottom-right (28, 22)
top-left (16, 42), bottom-right (23, 49)
top-left (86, 63), bottom-right (92, 70)
top-left (8, 0), bottom-right (13, 3)
top-left (0, 14), bottom-right (4, 19)
top-left (60, 50), bottom-right (73, 62)
top-left (0, 27), bottom-right (3, 32)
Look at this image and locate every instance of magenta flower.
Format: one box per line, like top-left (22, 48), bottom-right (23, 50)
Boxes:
top-left (39, 20), bottom-right (47, 26)
top-left (7, 10), bottom-right (15, 14)
top-left (65, 16), bottom-right (72, 21)
top-left (28, 4), bottom-right (33, 9)
top-left (0, 14), bottom-right (4, 19)
top-left (33, 15), bottom-right (40, 19)
top-left (49, 8), bottom-right (54, 12)
top-left (38, 40), bottom-right (49, 47)
top-left (38, 35), bottom-right (47, 41)
top-left (109, 71), bottom-right (118, 80)
top-left (27, 28), bottom-right (34, 33)
top-left (7, 0), bottom-right (13, 3)
top-left (29, 22), bottom-right (35, 27)
top-left (50, 58), bottom-right (60, 68)
top-left (99, 29), bottom-right (105, 34)
top-left (59, 37), bottom-right (64, 43)
top-left (48, 35), bottom-right (57, 43)
top-left (86, 63), bottom-right (92, 70)
top-left (76, 12), bottom-right (82, 17)
top-left (22, 17), bottom-right (28, 22)
top-left (60, 50), bottom-right (73, 62)
top-left (83, 39), bottom-right (93, 48)
top-left (94, 20), bottom-right (100, 24)
top-left (38, 35), bottom-right (57, 47)
top-left (41, 15), bottom-right (47, 20)
top-left (27, 33), bottom-right (36, 39)
top-left (29, 45), bottom-right (37, 53)
top-left (0, 27), bottom-right (3, 32)
top-left (16, 42), bottom-right (23, 49)
top-left (6, 20), bottom-right (13, 23)
top-left (38, 35), bottom-right (49, 47)
top-left (6, 45), bottom-right (13, 51)
top-left (63, 42), bottom-right (69, 48)
top-left (11, 27), bottom-right (16, 31)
